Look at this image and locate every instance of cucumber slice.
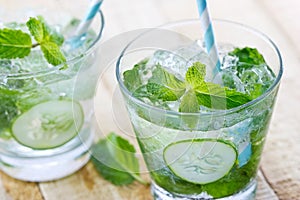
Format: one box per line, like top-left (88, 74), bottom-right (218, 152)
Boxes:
top-left (163, 139), bottom-right (237, 184)
top-left (12, 100), bottom-right (84, 149)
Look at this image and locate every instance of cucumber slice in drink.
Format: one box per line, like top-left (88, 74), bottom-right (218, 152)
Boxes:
top-left (163, 139), bottom-right (237, 184)
top-left (12, 100), bottom-right (84, 149)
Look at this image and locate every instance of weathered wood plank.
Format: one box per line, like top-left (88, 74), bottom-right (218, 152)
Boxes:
top-left (0, 172), bottom-right (43, 200)
top-left (256, 0), bottom-right (300, 199)
top-left (40, 162), bottom-right (151, 200)
top-left (257, 170), bottom-right (279, 200)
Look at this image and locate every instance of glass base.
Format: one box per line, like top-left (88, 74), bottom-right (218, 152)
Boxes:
top-left (151, 179), bottom-right (257, 200)
top-left (0, 128), bottom-right (94, 182)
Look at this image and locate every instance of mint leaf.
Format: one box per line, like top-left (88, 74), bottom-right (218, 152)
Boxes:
top-left (40, 41), bottom-right (66, 67)
top-left (248, 83), bottom-right (264, 99)
top-left (47, 31), bottom-right (64, 46)
top-left (149, 64), bottom-right (186, 94)
top-left (184, 62), bottom-right (251, 109)
top-left (37, 16), bottom-right (64, 46)
top-left (0, 29), bottom-right (32, 59)
top-left (179, 89), bottom-right (199, 113)
top-left (123, 59), bottom-right (147, 92)
top-left (26, 17), bottom-right (44, 43)
top-left (194, 82), bottom-right (251, 109)
top-left (145, 82), bottom-right (179, 101)
top-left (124, 62), bottom-right (186, 102)
top-left (133, 82), bottom-right (183, 102)
top-left (91, 139), bottom-right (135, 186)
top-left (185, 62), bottom-right (206, 88)
top-left (224, 87), bottom-right (252, 107)
top-left (229, 47), bottom-right (265, 65)
top-left (178, 89), bottom-right (200, 128)
top-left (91, 132), bottom-right (148, 186)
top-left (228, 47), bottom-right (275, 100)
top-left (1, 17), bottom-right (66, 68)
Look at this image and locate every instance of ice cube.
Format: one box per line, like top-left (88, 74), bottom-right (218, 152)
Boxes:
top-left (238, 64), bottom-right (275, 98)
top-left (174, 40), bottom-right (205, 60)
top-left (147, 50), bottom-right (188, 80)
top-left (16, 50), bottom-right (51, 73)
top-left (221, 54), bottom-right (239, 70)
top-left (214, 70), bottom-right (245, 93)
top-left (0, 60), bottom-right (19, 74)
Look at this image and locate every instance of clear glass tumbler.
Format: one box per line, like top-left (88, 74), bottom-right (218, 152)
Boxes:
top-left (116, 20), bottom-right (283, 199)
top-left (0, 0), bottom-right (104, 181)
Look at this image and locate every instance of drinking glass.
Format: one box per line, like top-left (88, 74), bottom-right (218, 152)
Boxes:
top-left (0, 0), bottom-right (104, 181)
top-left (116, 20), bottom-right (283, 199)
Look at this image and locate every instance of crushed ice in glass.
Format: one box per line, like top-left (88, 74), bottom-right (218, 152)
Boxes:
top-left (137, 41), bottom-right (276, 112)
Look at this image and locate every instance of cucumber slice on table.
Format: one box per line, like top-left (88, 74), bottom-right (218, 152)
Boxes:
top-left (163, 139), bottom-right (237, 184)
top-left (12, 100), bottom-right (84, 149)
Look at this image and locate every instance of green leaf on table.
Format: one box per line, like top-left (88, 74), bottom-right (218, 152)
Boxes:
top-left (229, 47), bottom-right (265, 65)
top-left (185, 62), bottom-right (206, 88)
top-left (194, 82), bottom-right (251, 109)
top-left (0, 29), bottom-right (32, 59)
top-left (26, 17), bottom-right (44, 43)
top-left (91, 132), bottom-right (148, 186)
top-left (40, 41), bottom-right (66, 68)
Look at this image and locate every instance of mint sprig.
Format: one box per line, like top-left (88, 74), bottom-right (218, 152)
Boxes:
top-left (36, 16), bottom-right (64, 46)
top-left (0, 16), bottom-right (66, 68)
top-left (91, 132), bottom-right (148, 186)
top-left (180, 62), bottom-right (251, 111)
top-left (124, 60), bottom-right (252, 112)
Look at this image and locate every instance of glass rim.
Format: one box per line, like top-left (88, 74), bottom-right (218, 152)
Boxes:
top-left (116, 19), bottom-right (283, 117)
top-left (1, 9), bottom-right (105, 78)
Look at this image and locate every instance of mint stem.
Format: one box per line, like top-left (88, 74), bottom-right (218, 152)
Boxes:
top-left (32, 43), bottom-right (40, 48)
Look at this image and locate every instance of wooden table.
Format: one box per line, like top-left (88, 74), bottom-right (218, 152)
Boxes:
top-left (1, 0), bottom-right (299, 199)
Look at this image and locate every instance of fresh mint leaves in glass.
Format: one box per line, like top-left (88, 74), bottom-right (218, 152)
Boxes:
top-left (0, 0), bottom-right (104, 181)
top-left (116, 20), bottom-right (282, 199)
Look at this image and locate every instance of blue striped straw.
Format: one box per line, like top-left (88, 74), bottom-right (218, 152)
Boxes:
top-left (196, 0), bottom-right (221, 73)
top-left (75, 0), bottom-right (103, 36)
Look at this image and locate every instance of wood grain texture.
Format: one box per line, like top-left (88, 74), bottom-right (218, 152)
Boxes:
top-left (258, 0), bottom-right (300, 199)
top-left (40, 162), bottom-right (151, 200)
top-left (0, 172), bottom-right (43, 200)
top-left (257, 170), bottom-right (279, 200)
